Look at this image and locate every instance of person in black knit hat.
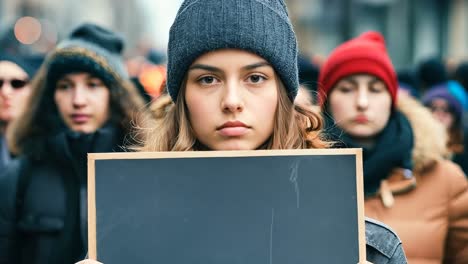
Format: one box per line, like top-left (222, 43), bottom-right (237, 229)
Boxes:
top-left (0, 23), bottom-right (151, 264)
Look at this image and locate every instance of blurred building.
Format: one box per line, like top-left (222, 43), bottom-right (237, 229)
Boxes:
top-left (286, 0), bottom-right (468, 69)
top-left (0, 0), bottom-right (148, 55)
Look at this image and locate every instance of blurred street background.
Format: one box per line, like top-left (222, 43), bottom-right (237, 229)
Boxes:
top-left (1, 0), bottom-right (467, 69)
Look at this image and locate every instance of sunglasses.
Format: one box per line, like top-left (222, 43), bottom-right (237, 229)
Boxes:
top-left (0, 79), bottom-right (29, 89)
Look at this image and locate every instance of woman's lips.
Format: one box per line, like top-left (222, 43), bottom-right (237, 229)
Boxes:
top-left (217, 121), bottom-right (250, 137)
top-left (354, 115), bottom-right (369, 124)
top-left (71, 114), bottom-right (90, 124)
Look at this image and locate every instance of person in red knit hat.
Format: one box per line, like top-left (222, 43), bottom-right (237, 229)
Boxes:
top-left (319, 31), bottom-right (468, 264)
top-left (318, 31), bottom-right (398, 106)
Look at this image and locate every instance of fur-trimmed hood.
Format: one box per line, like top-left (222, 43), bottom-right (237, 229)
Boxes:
top-left (396, 94), bottom-right (449, 174)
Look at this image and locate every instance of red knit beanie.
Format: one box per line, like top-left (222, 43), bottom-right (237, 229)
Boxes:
top-left (318, 31), bottom-right (398, 107)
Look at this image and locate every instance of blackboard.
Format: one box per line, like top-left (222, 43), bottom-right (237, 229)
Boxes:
top-left (88, 149), bottom-right (365, 263)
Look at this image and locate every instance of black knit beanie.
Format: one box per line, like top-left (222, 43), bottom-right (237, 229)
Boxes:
top-left (46, 23), bottom-right (128, 87)
top-left (166, 0), bottom-right (299, 102)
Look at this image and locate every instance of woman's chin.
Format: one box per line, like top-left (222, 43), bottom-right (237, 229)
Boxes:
top-left (210, 141), bottom-right (255, 151)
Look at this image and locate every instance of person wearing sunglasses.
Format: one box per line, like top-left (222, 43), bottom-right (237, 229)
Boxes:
top-left (0, 54), bottom-right (38, 171)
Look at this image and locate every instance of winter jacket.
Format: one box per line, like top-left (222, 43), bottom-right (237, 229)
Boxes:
top-left (0, 126), bottom-right (124, 264)
top-left (365, 95), bottom-right (468, 264)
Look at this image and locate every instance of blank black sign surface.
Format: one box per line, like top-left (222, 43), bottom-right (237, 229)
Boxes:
top-left (93, 154), bottom-right (360, 263)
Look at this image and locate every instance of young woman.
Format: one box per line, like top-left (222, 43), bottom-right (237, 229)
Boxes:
top-left (0, 23), bottom-right (149, 264)
top-left (0, 54), bottom-right (38, 170)
top-left (78, 1), bottom-right (407, 263)
top-left (318, 31), bottom-right (468, 263)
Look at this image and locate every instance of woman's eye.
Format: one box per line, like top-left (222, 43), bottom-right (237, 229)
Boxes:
top-left (247, 74), bottom-right (266, 84)
top-left (370, 86), bottom-right (385, 93)
top-left (88, 82), bottom-right (100, 87)
top-left (56, 83), bottom-right (71, 90)
top-left (198, 76), bottom-right (218, 85)
top-left (337, 86), bottom-right (352, 93)
top-left (88, 80), bottom-right (104, 88)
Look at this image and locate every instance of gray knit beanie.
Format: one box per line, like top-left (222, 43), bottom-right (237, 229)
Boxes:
top-left (167, 0), bottom-right (299, 102)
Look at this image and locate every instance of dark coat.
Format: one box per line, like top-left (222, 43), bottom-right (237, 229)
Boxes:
top-left (0, 125), bottom-right (124, 264)
top-left (364, 95), bottom-right (468, 263)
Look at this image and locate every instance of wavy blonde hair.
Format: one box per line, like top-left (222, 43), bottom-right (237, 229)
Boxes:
top-left (136, 78), bottom-right (329, 151)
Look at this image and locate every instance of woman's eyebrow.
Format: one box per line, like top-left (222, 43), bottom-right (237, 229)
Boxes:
top-left (341, 77), bottom-right (357, 86)
top-left (189, 64), bottom-right (222, 73)
top-left (189, 61), bottom-right (271, 73)
top-left (57, 77), bottom-right (72, 83)
top-left (87, 76), bottom-right (102, 81)
top-left (243, 62), bottom-right (271, 70)
top-left (369, 77), bottom-right (382, 85)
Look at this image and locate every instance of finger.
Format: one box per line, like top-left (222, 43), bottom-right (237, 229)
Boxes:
top-left (75, 260), bottom-right (103, 264)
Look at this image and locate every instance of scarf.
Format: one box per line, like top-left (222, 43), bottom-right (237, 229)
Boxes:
top-left (325, 111), bottom-right (414, 196)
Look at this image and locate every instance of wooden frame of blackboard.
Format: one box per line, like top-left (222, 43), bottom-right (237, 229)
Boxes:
top-left (87, 148), bottom-right (365, 263)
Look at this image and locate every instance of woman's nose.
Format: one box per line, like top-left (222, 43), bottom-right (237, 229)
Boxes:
top-left (356, 90), bottom-right (369, 110)
top-left (221, 81), bottom-right (244, 113)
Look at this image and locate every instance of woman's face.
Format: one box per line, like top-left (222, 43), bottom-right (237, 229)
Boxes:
top-left (0, 61), bottom-right (32, 123)
top-left (54, 72), bottom-right (110, 133)
top-left (185, 49), bottom-right (278, 150)
top-left (328, 74), bottom-right (392, 139)
top-left (428, 98), bottom-right (454, 129)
